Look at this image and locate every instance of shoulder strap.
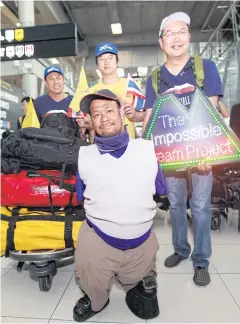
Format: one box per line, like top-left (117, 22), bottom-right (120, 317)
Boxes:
top-left (5, 208), bottom-right (19, 257)
top-left (192, 56), bottom-right (204, 89)
top-left (151, 67), bottom-right (161, 94)
top-left (151, 57), bottom-right (205, 93)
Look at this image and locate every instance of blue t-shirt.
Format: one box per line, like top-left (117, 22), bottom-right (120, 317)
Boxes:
top-left (144, 58), bottom-right (223, 110)
top-left (34, 94), bottom-right (73, 121)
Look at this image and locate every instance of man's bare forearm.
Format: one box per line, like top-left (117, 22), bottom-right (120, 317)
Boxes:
top-left (142, 109), bottom-right (152, 134)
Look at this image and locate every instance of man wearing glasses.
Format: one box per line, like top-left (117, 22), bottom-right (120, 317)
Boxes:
top-left (144, 12), bottom-right (223, 286)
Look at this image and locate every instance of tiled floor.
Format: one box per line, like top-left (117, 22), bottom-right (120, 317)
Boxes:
top-left (1, 209), bottom-right (240, 324)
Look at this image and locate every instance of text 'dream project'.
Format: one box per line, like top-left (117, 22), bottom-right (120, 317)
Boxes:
top-left (143, 88), bottom-right (240, 170)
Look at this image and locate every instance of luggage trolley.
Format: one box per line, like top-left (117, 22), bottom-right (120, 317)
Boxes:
top-left (9, 248), bottom-right (74, 291)
top-left (3, 205), bottom-right (84, 292)
top-left (211, 164), bottom-right (240, 231)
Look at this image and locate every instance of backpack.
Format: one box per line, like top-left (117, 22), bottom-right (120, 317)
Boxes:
top-left (151, 55), bottom-right (205, 95)
top-left (40, 112), bottom-right (79, 137)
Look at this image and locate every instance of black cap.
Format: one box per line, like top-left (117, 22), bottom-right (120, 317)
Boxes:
top-left (80, 89), bottom-right (121, 115)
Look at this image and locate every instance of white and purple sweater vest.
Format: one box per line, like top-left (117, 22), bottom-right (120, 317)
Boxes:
top-left (78, 139), bottom-right (158, 245)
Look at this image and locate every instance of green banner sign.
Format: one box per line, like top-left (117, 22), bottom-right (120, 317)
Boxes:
top-left (143, 88), bottom-right (240, 170)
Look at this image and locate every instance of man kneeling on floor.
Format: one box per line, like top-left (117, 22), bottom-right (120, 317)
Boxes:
top-left (73, 89), bottom-right (167, 322)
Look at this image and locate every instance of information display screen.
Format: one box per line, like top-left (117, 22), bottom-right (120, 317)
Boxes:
top-left (0, 23), bottom-right (78, 61)
top-left (0, 79), bottom-right (26, 137)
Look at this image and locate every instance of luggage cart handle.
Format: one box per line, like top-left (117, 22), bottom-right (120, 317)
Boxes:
top-left (26, 171), bottom-right (71, 180)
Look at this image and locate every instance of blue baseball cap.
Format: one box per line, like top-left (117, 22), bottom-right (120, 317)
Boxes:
top-left (95, 42), bottom-right (118, 57)
top-left (44, 66), bottom-right (64, 79)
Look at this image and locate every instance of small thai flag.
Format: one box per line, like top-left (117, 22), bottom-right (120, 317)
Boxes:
top-left (126, 74), bottom-right (146, 111)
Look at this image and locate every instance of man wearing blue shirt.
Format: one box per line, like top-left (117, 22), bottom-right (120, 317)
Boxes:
top-left (34, 66), bottom-right (73, 122)
top-left (144, 12), bottom-right (223, 286)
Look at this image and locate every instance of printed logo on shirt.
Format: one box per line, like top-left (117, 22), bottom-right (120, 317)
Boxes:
top-left (163, 83), bottom-right (195, 111)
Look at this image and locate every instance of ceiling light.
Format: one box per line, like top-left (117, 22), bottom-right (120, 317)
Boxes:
top-left (217, 5), bottom-right (229, 9)
top-left (0, 1), bottom-right (4, 7)
top-left (50, 58), bottom-right (60, 64)
top-left (111, 23), bottom-right (122, 35)
top-left (117, 68), bottom-right (125, 77)
top-left (16, 23), bottom-right (21, 27)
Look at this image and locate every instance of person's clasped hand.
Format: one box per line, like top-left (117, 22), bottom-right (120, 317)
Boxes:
top-left (197, 161), bottom-right (212, 172)
top-left (76, 112), bottom-right (93, 131)
top-left (122, 102), bottom-right (136, 120)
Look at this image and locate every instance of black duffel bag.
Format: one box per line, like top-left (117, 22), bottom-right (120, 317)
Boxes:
top-left (1, 128), bottom-right (89, 174)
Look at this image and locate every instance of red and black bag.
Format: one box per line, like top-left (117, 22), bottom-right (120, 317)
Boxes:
top-left (1, 170), bottom-right (78, 207)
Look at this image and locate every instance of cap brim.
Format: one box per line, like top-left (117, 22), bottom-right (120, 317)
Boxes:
top-left (80, 93), bottom-right (120, 115)
top-left (45, 71), bottom-right (63, 79)
top-left (96, 50), bottom-right (117, 57)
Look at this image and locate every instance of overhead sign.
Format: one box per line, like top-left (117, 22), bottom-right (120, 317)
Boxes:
top-left (143, 87), bottom-right (240, 170)
top-left (0, 80), bottom-right (26, 138)
top-left (1, 44), bottom-right (35, 60)
top-left (0, 23), bottom-right (78, 61)
top-left (15, 28), bottom-right (24, 41)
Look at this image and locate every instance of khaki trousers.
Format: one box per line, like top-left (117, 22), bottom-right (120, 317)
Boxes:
top-left (75, 220), bottom-right (159, 311)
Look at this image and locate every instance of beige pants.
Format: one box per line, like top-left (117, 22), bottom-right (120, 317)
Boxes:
top-left (75, 220), bottom-right (159, 311)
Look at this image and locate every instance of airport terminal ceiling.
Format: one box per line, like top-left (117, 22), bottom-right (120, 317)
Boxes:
top-left (63, 0), bottom-right (238, 46)
top-left (2, 1), bottom-right (239, 52)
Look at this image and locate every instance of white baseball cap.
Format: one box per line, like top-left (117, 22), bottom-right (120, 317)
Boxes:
top-left (159, 12), bottom-right (191, 37)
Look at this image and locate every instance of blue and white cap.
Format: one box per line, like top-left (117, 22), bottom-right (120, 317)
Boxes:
top-left (95, 42), bottom-right (118, 57)
top-left (44, 66), bottom-right (64, 79)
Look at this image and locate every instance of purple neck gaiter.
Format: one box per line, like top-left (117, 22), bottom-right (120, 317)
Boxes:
top-left (95, 128), bottom-right (130, 154)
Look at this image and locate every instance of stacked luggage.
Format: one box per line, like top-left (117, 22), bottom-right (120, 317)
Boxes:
top-left (1, 113), bottom-right (88, 290)
top-left (1, 205), bottom-right (85, 257)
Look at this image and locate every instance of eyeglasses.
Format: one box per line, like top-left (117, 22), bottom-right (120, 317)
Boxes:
top-left (162, 30), bottom-right (189, 39)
